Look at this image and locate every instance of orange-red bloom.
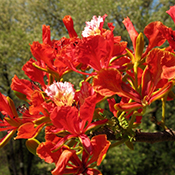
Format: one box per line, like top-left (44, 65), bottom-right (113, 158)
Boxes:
top-left (50, 94), bottom-right (108, 154)
top-left (37, 135), bottom-right (110, 175)
top-left (93, 48), bottom-right (175, 111)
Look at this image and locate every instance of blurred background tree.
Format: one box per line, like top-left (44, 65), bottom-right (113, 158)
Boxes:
top-left (0, 0), bottom-right (175, 174)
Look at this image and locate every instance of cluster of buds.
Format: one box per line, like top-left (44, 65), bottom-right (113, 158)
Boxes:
top-left (1, 5), bottom-right (175, 175)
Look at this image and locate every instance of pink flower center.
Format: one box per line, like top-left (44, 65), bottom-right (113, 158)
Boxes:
top-left (45, 82), bottom-right (75, 106)
top-left (82, 15), bottom-right (107, 37)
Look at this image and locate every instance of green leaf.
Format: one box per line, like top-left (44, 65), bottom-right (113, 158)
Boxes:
top-left (125, 140), bottom-right (134, 150)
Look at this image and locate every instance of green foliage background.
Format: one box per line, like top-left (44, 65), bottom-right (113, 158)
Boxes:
top-left (0, 0), bottom-right (175, 174)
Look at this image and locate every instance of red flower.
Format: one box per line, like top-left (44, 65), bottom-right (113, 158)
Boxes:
top-left (93, 49), bottom-right (175, 111)
top-left (93, 68), bottom-right (141, 102)
top-left (50, 95), bottom-right (108, 154)
top-left (30, 41), bottom-right (56, 71)
top-left (123, 17), bottom-right (166, 58)
top-left (75, 32), bottom-right (114, 71)
top-left (37, 134), bottom-right (110, 175)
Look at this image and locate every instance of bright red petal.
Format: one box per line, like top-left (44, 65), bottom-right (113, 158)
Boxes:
top-left (30, 41), bottom-right (55, 70)
top-left (45, 126), bottom-right (61, 144)
top-left (88, 135), bottom-right (110, 166)
top-left (79, 95), bottom-right (98, 130)
top-left (51, 149), bottom-right (76, 175)
top-left (93, 69), bottom-right (141, 102)
top-left (143, 22), bottom-right (166, 56)
top-left (29, 90), bottom-right (47, 116)
top-left (50, 106), bottom-right (80, 134)
top-left (122, 17), bottom-right (138, 51)
top-left (22, 58), bottom-right (46, 89)
top-left (11, 75), bottom-right (35, 100)
top-left (160, 50), bottom-right (175, 79)
top-left (156, 23), bottom-right (175, 50)
top-left (42, 25), bottom-right (52, 45)
top-left (15, 122), bottom-right (45, 139)
top-left (166, 5), bottom-right (175, 24)
top-left (76, 34), bottom-right (114, 71)
top-left (75, 81), bottom-right (93, 106)
top-left (37, 141), bottom-right (62, 163)
top-left (63, 15), bottom-right (78, 38)
top-left (93, 68), bottom-right (123, 97)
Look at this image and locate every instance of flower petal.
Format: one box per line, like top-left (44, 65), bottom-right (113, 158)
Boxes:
top-left (122, 17), bottom-right (138, 51)
top-left (88, 135), bottom-right (110, 166)
top-left (15, 122), bottom-right (45, 139)
top-left (63, 15), bottom-right (78, 38)
top-left (143, 22), bottom-right (166, 56)
top-left (51, 149), bottom-right (76, 175)
top-left (166, 5), bottom-right (175, 24)
top-left (42, 25), bottom-right (52, 45)
top-left (22, 58), bottom-right (46, 89)
top-left (79, 133), bottom-right (93, 155)
top-left (37, 141), bottom-right (62, 163)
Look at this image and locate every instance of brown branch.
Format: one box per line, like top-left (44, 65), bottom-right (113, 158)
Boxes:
top-left (135, 129), bottom-right (175, 144)
top-left (94, 127), bottom-right (175, 144)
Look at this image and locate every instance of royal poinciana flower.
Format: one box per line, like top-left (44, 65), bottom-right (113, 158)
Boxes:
top-left (75, 31), bottom-right (114, 71)
top-left (11, 75), bottom-right (41, 101)
top-left (0, 92), bottom-right (45, 146)
top-left (37, 134), bottom-right (110, 175)
top-left (50, 94), bottom-right (108, 154)
top-left (122, 16), bottom-right (167, 61)
top-left (12, 91), bottom-right (52, 140)
top-left (64, 15), bottom-right (127, 75)
top-left (13, 81), bottom-right (77, 140)
top-left (93, 48), bottom-right (175, 111)
top-left (30, 18), bottom-right (80, 79)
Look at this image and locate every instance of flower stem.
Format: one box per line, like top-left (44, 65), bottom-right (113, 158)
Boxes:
top-left (161, 96), bottom-right (168, 129)
top-left (109, 138), bottom-right (128, 149)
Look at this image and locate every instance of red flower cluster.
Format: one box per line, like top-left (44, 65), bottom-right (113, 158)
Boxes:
top-left (1, 5), bottom-right (175, 175)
